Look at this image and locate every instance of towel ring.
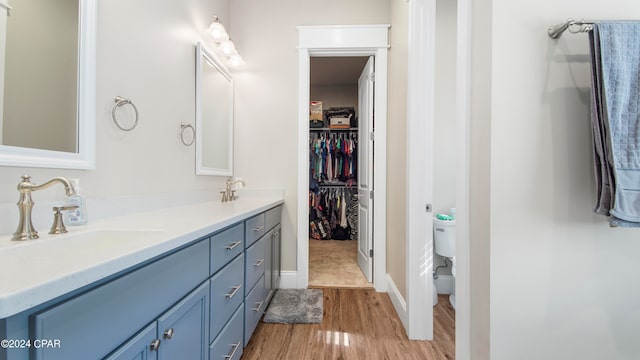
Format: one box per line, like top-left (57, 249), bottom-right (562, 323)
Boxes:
top-left (180, 123), bottom-right (195, 146)
top-left (111, 96), bottom-right (139, 131)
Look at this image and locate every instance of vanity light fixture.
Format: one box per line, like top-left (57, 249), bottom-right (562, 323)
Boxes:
top-left (207, 15), bottom-right (245, 69)
top-left (207, 15), bottom-right (229, 42)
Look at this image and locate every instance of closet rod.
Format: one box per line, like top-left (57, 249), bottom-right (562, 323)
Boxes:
top-left (548, 19), bottom-right (594, 39)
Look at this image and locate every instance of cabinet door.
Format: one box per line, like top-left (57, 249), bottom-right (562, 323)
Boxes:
top-left (104, 323), bottom-right (158, 360)
top-left (245, 236), bottom-right (266, 295)
top-left (210, 305), bottom-right (243, 360)
top-left (157, 282), bottom-right (209, 360)
top-left (210, 253), bottom-right (244, 342)
top-left (272, 225), bottom-right (281, 290)
top-left (245, 213), bottom-right (266, 247)
top-left (264, 229), bottom-right (274, 302)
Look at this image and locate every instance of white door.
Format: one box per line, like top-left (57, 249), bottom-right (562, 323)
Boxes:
top-left (357, 56), bottom-right (374, 282)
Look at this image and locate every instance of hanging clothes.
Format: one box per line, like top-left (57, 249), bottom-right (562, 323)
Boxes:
top-left (309, 187), bottom-right (357, 240)
top-left (309, 132), bottom-right (358, 185)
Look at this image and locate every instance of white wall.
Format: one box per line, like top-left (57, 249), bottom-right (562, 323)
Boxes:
top-left (433, 0), bottom-right (457, 277)
top-left (310, 85), bottom-right (358, 113)
top-left (229, 0), bottom-right (390, 272)
top-left (0, 0), bottom-right (230, 234)
top-left (387, 0), bottom-right (408, 299)
top-left (434, 0), bottom-right (457, 216)
top-left (486, 0), bottom-right (640, 359)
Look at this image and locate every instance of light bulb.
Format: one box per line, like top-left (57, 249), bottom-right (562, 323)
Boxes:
top-left (218, 40), bottom-right (238, 56)
top-left (207, 19), bottom-right (229, 42)
top-left (228, 55), bottom-right (246, 69)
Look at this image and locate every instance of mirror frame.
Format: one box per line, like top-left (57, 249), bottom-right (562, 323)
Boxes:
top-left (195, 42), bottom-right (234, 176)
top-left (0, 0), bottom-right (96, 169)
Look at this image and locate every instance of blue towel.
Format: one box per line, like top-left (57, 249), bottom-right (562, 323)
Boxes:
top-left (589, 21), bottom-right (640, 227)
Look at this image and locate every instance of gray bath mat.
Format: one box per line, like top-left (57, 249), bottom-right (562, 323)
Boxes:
top-left (263, 289), bottom-right (323, 324)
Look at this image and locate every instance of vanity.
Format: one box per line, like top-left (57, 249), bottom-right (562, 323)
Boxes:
top-left (0, 197), bottom-right (283, 360)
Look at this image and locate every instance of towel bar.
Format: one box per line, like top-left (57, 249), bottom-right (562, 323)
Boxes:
top-left (548, 18), bottom-right (594, 39)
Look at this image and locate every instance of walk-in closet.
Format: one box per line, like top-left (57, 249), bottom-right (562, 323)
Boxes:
top-left (308, 56), bottom-right (372, 288)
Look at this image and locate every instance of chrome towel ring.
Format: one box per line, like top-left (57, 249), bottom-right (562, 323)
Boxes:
top-left (180, 123), bottom-right (195, 146)
top-left (112, 96), bottom-right (139, 131)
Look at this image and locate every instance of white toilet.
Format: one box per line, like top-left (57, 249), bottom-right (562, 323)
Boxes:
top-left (433, 217), bottom-right (456, 309)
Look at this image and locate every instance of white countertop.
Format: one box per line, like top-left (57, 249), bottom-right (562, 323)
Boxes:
top-left (0, 195), bottom-right (283, 319)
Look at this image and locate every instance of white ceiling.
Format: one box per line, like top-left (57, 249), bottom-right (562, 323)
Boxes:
top-left (310, 57), bottom-right (369, 86)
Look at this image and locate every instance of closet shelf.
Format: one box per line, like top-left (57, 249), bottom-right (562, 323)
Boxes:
top-left (317, 183), bottom-right (356, 188)
top-left (310, 127), bottom-right (358, 131)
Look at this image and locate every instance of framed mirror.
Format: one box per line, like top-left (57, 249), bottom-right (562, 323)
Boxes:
top-left (0, 0), bottom-right (96, 169)
top-left (195, 42), bottom-right (233, 176)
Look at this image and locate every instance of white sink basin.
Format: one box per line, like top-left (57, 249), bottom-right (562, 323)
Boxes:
top-left (0, 228), bottom-right (166, 264)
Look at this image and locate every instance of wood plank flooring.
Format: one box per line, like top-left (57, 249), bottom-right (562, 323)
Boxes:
top-left (242, 289), bottom-right (455, 360)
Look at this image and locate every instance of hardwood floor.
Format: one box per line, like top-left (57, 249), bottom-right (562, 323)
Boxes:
top-left (242, 289), bottom-right (455, 360)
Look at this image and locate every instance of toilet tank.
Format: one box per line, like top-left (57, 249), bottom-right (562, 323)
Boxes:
top-left (433, 218), bottom-right (456, 258)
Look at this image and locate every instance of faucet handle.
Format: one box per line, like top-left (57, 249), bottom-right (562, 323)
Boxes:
top-left (49, 205), bottom-right (79, 235)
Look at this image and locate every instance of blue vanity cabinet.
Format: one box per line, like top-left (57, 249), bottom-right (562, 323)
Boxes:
top-left (0, 202), bottom-right (283, 360)
top-left (269, 224), bottom-right (282, 303)
top-left (105, 281), bottom-right (209, 360)
top-left (243, 273), bottom-right (266, 346)
top-left (103, 323), bottom-right (159, 360)
top-left (245, 213), bottom-right (266, 247)
top-left (210, 223), bottom-right (244, 275)
top-left (30, 239), bottom-right (209, 360)
top-left (155, 281), bottom-right (209, 360)
top-left (264, 205), bottom-right (282, 304)
top-left (209, 253), bottom-right (244, 341)
top-left (245, 235), bottom-right (266, 294)
top-left (209, 305), bottom-right (244, 360)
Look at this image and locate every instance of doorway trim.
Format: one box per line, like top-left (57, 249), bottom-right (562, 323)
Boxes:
top-left (406, 0), bottom-right (436, 341)
top-left (296, 25), bottom-right (390, 292)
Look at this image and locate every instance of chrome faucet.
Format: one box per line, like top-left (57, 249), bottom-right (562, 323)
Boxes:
top-left (12, 175), bottom-right (76, 241)
top-left (220, 178), bottom-right (246, 202)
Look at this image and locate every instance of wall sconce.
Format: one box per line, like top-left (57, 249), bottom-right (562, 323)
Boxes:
top-left (207, 15), bottom-right (245, 69)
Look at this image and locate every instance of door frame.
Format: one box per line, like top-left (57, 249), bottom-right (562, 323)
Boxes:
top-left (407, 0), bottom-right (472, 355)
top-left (296, 25), bottom-right (390, 292)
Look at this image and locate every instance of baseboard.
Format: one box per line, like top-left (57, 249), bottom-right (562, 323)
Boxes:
top-left (385, 274), bottom-right (408, 331)
top-left (435, 275), bottom-right (454, 295)
top-left (278, 271), bottom-right (300, 289)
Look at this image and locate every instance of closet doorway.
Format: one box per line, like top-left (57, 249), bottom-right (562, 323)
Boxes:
top-left (308, 56), bottom-right (373, 288)
top-left (296, 24), bottom-right (389, 294)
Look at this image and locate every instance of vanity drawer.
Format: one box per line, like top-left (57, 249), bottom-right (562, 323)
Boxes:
top-left (31, 239), bottom-right (209, 360)
top-left (210, 253), bottom-right (244, 342)
top-left (210, 223), bottom-right (244, 275)
top-left (209, 304), bottom-right (244, 360)
top-left (244, 274), bottom-right (266, 346)
top-left (245, 213), bottom-right (265, 247)
top-left (265, 205), bottom-right (282, 232)
top-left (245, 236), bottom-right (266, 295)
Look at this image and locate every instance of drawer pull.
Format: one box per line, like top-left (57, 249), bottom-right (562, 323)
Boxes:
top-left (224, 341), bottom-right (241, 359)
top-left (225, 241), bottom-right (242, 250)
top-left (254, 259), bottom-right (264, 268)
top-left (252, 225), bottom-right (264, 232)
top-left (163, 328), bottom-right (174, 340)
top-left (225, 285), bottom-right (242, 299)
top-left (252, 300), bottom-right (264, 312)
top-left (149, 339), bottom-right (161, 352)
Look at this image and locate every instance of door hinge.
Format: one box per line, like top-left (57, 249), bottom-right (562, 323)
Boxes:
top-left (369, 131), bottom-right (375, 141)
top-left (369, 190), bottom-right (374, 200)
top-left (371, 72), bottom-right (376, 82)
top-left (369, 249), bottom-right (373, 257)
